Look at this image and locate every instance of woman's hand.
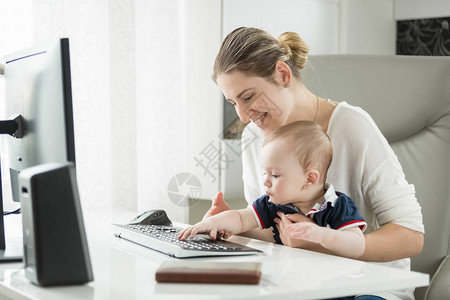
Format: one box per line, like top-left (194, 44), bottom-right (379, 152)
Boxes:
top-left (202, 192), bottom-right (231, 220)
top-left (202, 192), bottom-right (232, 239)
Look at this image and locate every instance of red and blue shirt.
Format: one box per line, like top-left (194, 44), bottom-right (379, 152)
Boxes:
top-left (250, 183), bottom-right (367, 245)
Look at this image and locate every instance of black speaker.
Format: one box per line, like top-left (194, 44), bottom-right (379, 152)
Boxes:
top-left (19, 162), bottom-right (93, 286)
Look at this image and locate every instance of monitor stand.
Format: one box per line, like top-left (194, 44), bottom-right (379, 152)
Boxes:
top-left (0, 117), bottom-right (24, 262)
top-left (0, 156), bottom-right (23, 263)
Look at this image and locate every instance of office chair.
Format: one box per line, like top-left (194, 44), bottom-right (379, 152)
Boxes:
top-left (302, 55), bottom-right (450, 300)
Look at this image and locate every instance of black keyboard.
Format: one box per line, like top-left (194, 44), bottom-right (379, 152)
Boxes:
top-left (113, 224), bottom-right (264, 258)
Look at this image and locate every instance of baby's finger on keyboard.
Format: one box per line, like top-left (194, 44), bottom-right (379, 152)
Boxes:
top-left (217, 230), bottom-right (225, 239)
top-left (222, 231), bottom-right (231, 239)
top-left (190, 226), bottom-right (203, 239)
top-left (178, 227), bottom-right (192, 240)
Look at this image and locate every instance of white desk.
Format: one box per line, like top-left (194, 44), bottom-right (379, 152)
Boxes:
top-left (0, 209), bottom-right (429, 300)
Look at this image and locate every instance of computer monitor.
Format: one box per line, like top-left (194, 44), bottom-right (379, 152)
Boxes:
top-left (0, 38), bottom-right (75, 261)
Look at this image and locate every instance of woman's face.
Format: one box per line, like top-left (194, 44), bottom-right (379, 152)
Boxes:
top-left (217, 71), bottom-right (289, 136)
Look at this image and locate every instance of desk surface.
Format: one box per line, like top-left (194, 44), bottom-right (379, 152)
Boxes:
top-left (0, 209), bottom-right (429, 300)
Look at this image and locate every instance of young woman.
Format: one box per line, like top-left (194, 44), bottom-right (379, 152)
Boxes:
top-left (204, 27), bottom-right (424, 300)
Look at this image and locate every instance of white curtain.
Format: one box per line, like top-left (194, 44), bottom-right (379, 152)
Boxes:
top-left (30, 0), bottom-right (191, 222)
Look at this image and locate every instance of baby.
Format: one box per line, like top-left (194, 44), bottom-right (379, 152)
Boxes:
top-left (179, 121), bottom-right (366, 258)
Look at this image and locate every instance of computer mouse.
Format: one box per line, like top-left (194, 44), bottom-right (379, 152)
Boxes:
top-left (127, 209), bottom-right (173, 226)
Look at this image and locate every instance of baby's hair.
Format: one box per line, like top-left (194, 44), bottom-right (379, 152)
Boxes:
top-left (263, 121), bottom-right (333, 183)
top-left (212, 27), bottom-right (309, 82)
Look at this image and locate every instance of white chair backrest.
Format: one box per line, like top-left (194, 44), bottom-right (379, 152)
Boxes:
top-left (302, 55), bottom-right (450, 299)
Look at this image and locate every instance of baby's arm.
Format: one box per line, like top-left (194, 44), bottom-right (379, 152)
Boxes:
top-left (285, 222), bottom-right (365, 259)
top-left (178, 208), bottom-right (258, 240)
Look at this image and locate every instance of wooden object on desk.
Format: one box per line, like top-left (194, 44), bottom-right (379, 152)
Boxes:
top-left (155, 261), bottom-right (261, 284)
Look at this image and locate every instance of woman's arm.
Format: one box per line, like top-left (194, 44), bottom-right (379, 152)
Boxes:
top-left (362, 223), bottom-right (424, 262)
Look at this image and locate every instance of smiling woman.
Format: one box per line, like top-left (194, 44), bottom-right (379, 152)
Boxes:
top-left (203, 26), bottom-right (425, 300)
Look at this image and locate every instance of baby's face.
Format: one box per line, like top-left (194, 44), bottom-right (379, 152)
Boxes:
top-left (260, 140), bottom-right (306, 205)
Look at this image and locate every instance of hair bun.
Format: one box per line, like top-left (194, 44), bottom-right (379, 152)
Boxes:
top-left (278, 32), bottom-right (309, 70)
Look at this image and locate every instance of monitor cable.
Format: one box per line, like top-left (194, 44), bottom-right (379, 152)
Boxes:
top-left (3, 208), bottom-right (20, 216)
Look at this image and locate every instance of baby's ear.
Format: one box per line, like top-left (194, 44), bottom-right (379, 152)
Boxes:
top-left (305, 169), bottom-right (320, 187)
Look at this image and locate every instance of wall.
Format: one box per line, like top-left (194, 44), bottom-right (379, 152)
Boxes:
top-left (223, 0), bottom-right (340, 55)
top-left (339, 0), bottom-right (396, 54)
top-left (340, 0), bottom-right (450, 55)
top-left (182, 0), bottom-right (223, 203)
top-left (395, 0), bottom-right (450, 20)
top-left (1, 1), bottom-right (225, 224)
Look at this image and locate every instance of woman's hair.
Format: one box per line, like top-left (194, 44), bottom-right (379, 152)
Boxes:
top-left (263, 121), bottom-right (332, 183)
top-left (212, 27), bottom-right (309, 82)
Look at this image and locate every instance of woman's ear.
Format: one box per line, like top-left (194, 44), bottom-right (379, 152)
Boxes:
top-left (274, 61), bottom-right (292, 88)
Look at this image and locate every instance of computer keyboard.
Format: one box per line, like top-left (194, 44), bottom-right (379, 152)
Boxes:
top-left (113, 224), bottom-right (264, 258)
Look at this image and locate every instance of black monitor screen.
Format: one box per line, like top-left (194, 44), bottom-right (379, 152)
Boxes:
top-left (4, 38), bottom-right (75, 203)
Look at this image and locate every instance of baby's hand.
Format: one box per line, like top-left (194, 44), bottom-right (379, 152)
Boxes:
top-left (178, 220), bottom-right (220, 240)
top-left (285, 222), bottom-right (326, 244)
